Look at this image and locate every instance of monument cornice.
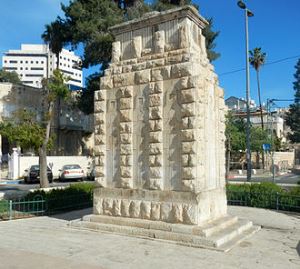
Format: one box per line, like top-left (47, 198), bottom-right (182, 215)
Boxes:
top-left (110, 5), bottom-right (208, 36)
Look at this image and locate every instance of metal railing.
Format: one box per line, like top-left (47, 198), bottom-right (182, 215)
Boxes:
top-left (227, 190), bottom-right (300, 213)
top-left (0, 193), bottom-right (92, 221)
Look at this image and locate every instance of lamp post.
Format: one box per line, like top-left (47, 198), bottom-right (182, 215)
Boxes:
top-left (237, 1), bottom-right (254, 182)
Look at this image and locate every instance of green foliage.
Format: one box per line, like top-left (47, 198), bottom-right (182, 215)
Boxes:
top-left (0, 68), bottom-right (21, 84)
top-left (227, 183), bottom-right (300, 212)
top-left (286, 59), bottom-right (300, 142)
top-left (249, 47), bottom-right (266, 71)
top-left (0, 110), bottom-right (49, 152)
top-left (202, 18), bottom-right (220, 62)
top-left (125, 0), bottom-right (152, 20)
top-left (250, 127), bottom-right (272, 152)
top-left (77, 73), bottom-right (100, 114)
top-left (24, 183), bottom-right (95, 214)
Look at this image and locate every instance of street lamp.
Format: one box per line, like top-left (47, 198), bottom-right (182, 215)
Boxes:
top-left (237, 1), bottom-right (254, 182)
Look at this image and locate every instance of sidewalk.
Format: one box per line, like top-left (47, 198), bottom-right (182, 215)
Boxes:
top-left (0, 206), bottom-right (299, 269)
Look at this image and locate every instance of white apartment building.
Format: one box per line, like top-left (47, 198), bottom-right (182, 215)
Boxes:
top-left (2, 44), bottom-right (83, 89)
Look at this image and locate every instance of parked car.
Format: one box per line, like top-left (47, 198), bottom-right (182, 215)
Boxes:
top-left (24, 165), bottom-right (53, 184)
top-left (58, 164), bottom-right (85, 181)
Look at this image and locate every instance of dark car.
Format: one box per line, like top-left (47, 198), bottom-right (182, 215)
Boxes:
top-left (24, 165), bottom-right (53, 184)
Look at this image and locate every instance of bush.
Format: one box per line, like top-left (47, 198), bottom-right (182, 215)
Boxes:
top-left (226, 183), bottom-right (300, 212)
top-left (24, 182), bottom-right (95, 214)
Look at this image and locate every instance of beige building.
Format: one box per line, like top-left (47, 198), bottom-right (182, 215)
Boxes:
top-left (0, 82), bottom-right (93, 157)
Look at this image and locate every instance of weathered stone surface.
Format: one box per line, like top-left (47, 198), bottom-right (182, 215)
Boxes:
top-left (113, 199), bottom-right (122, 216)
top-left (150, 202), bottom-right (161, 220)
top-left (114, 73), bottom-right (134, 87)
top-left (121, 200), bottom-right (130, 217)
top-left (149, 155), bottom-right (162, 167)
top-left (94, 145), bottom-right (105, 156)
top-left (171, 204), bottom-right (183, 223)
top-left (120, 144), bottom-right (132, 155)
top-left (171, 63), bottom-right (193, 78)
top-left (149, 131), bottom-right (162, 143)
top-left (120, 133), bottom-right (132, 144)
top-left (112, 41), bottom-right (121, 63)
top-left (94, 199), bottom-right (103, 215)
top-left (182, 167), bottom-right (196, 179)
top-left (119, 110), bottom-right (132, 122)
top-left (95, 166), bottom-right (105, 177)
top-left (181, 103), bottom-right (195, 117)
top-left (149, 143), bottom-right (162, 155)
top-left (132, 36), bottom-right (142, 58)
top-left (120, 155), bottom-right (132, 166)
top-left (95, 91), bottom-right (105, 101)
top-left (154, 30), bottom-right (165, 54)
top-left (181, 117), bottom-right (196, 129)
top-left (151, 67), bottom-right (170, 81)
top-left (181, 130), bottom-right (195, 141)
top-left (149, 81), bottom-right (163, 94)
top-left (140, 201), bottom-right (151, 219)
top-left (94, 101), bottom-right (105, 113)
top-left (182, 204), bottom-right (197, 224)
top-left (149, 167), bottom-right (161, 178)
top-left (120, 98), bottom-right (132, 110)
top-left (120, 123), bottom-right (132, 133)
top-left (129, 201), bottom-right (141, 218)
top-left (149, 120), bottom-right (162, 131)
top-left (100, 76), bottom-right (113, 89)
top-left (148, 178), bottom-right (163, 190)
top-left (181, 89), bottom-right (196, 103)
top-left (182, 142), bottom-right (196, 154)
top-left (149, 94), bottom-right (162, 107)
top-left (135, 70), bottom-right (151, 84)
top-left (103, 199), bottom-right (113, 216)
top-left (95, 135), bottom-right (105, 145)
top-left (160, 202), bottom-right (172, 222)
top-left (149, 107), bottom-right (162, 120)
top-left (120, 166), bottom-right (132, 178)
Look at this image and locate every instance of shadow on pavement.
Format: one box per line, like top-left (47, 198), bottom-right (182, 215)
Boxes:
top-left (51, 207), bottom-right (92, 221)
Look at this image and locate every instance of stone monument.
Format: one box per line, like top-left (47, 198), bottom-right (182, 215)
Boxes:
top-left (71, 6), bottom-right (259, 251)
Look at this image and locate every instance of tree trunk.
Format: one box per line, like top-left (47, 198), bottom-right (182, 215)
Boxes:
top-left (256, 70), bottom-right (265, 169)
top-left (56, 52), bottom-right (61, 154)
top-left (39, 100), bottom-right (54, 188)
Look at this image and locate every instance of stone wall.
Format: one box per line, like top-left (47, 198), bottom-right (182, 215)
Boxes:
top-left (94, 6), bottom-right (227, 225)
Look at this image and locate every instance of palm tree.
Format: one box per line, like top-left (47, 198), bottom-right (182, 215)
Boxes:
top-left (249, 47), bottom-right (266, 169)
top-left (42, 19), bottom-right (68, 154)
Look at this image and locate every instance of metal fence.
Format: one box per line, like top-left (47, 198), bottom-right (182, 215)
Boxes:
top-left (0, 193), bottom-right (92, 221)
top-left (227, 190), bottom-right (300, 213)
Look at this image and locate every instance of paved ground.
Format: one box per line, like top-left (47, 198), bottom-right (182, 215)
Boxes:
top-left (0, 206), bottom-right (299, 269)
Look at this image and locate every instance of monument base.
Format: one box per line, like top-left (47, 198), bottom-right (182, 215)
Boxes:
top-left (69, 214), bottom-right (260, 252)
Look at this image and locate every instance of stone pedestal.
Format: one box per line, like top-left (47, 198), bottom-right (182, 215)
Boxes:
top-left (71, 6), bottom-right (259, 251)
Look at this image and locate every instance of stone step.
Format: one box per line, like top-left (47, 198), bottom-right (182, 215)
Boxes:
top-left (195, 215), bottom-right (238, 237)
top-left (69, 216), bottom-right (259, 252)
top-left (210, 219), bottom-right (253, 247)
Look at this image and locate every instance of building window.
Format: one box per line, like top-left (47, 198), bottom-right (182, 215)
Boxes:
top-left (36, 61), bottom-right (38, 64)
top-left (31, 61), bottom-right (33, 64)
top-left (4, 60), bottom-right (7, 63)
top-left (41, 61), bottom-right (44, 64)
top-left (20, 67), bottom-right (23, 70)
top-left (20, 61), bottom-right (23, 63)
top-left (25, 67), bottom-right (28, 70)
top-left (31, 67), bottom-right (44, 70)
top-left (9, 60), bottom-right (17, 63)
top-left (26, 61), bottom-right (28, 64)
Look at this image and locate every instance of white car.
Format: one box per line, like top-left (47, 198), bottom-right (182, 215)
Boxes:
top-left (58, 164), bottom-right (85, 181)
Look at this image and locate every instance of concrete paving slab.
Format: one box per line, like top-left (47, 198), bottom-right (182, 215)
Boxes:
top-left (0, 206), bottom-right (299, 269)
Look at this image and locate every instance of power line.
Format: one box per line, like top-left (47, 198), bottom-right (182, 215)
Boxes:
top-left (219, 54), bottom-right (300, 76)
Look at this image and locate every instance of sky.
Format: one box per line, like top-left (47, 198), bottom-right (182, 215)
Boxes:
top-left (1, 0), bottom-right (300, 107)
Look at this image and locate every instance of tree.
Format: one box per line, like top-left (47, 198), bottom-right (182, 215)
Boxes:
top-left (0, 68), bottom-right (21, 84)
top-left (249, 47), bottom-right (266, 129)
top-left (286, 59), bottom-right (300, 143)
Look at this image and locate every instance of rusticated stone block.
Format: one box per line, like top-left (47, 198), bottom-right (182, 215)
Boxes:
top-left (120, 133), bottom-right (132, 144)
top-left (149, 81), bottom-right (163, 94)
top-left (149, 120), bottom-right (162, 132)
top-left (120, 166), bottom-right (132, 178)
top-left (100, 76), bottom-right (113, 89)
top-left (181, 130), bottom-right (195, 142)
top-left (181, 179), bottom-right (196, 192)
top-left (94, 145), bottom-right (105, 156)
top-left (119, 110), bottom-right (132, 122)
top-left (151, 67), bottom-right (170, 81)
top-left (149, 94), bottom-right (162, 107)
top-left (188, 76), bottom-right (201, 88)
top-left (181, 103), bottom-right (195, 117)
top-left (113, 66), bottom-right (122, 75)
top-left (94, 101), bottom-right (105, 113)
top-left (95, 135), bottom-right (105, 145)
top-left (120, 144), bottom-right (132, 155)
top-left (111, 41), bottom-right (121, 63)
top-left (171, 63), bottom-right (193, 78)
top-left (148, 178), bottom-right (163, 190)
top-left (120, 155), bottom-right (132, 166)
top-left (181, 89), bottom-right (196, 103)
top-left (120, 98), bottom-right (132, 110)
top-left (150, 202), bottom-right (161, 220)
top-left (113, 73), bottom-right (134, 87)
top-left (94, 198), bottom-right (103, 215)
top-left (120, 177), bottom-right (132, 189)
top-left (181, 154), bottom-right (196, 167)
top-left (121, 200), bottom-right (130, 217)
top-left (132, 62), bottom-right (146, 71)
top-left (95, 90), bottom-right (105, 101)
top-left (122, 65), bottom-right (132, 73)
top-left (94, 156), bottom-right (104, 166)
top-left (182, 142), bottom-right (196, 154)
top-left (149, 143), bottom-right (162, 155)
top-left (95, 166), bottom-right (105, 177)
top-left (181, 117), bottom-right (196, 129)
top-left (95, 125), bottom-right (105, 135)
top-left (160, 202), bottom-right (172, 222)
top-left (179, 24), bottom-right (188, 49)
top-left (146, 59), bottom-right (164, 69)
top-left (149, 131), bottom-right (162, 143)
top-left (103, 198), bottom-right (113, 216)
top-left (113, 199), bottom-right (122, 216)
top-left (182, 167), bottom-right (196, 179)
top-left (129, 200), bottom-right (141, 218)
top-left (165, 55), bottom-right (183, 65)
top-left (149, 167), bottom-right (161, 178)
top-left (171, 204), bottom-right (183, 223)
top-left (140, 201), bottom-right (151, 219)
top-left (120, 87), bottom-right (133, 98)
top-left (182, 204), bottom-right (197, 224)
top-left (120, 123), bottom-right (132, 133)
top-left (95, 177), bottom-right (106, 187)
top-left (149, 107), bottom-right (162, 120)
top-left (135, 69), bottom-right (150, 84)
top-left (149, 155), bottom-right (162, 167)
